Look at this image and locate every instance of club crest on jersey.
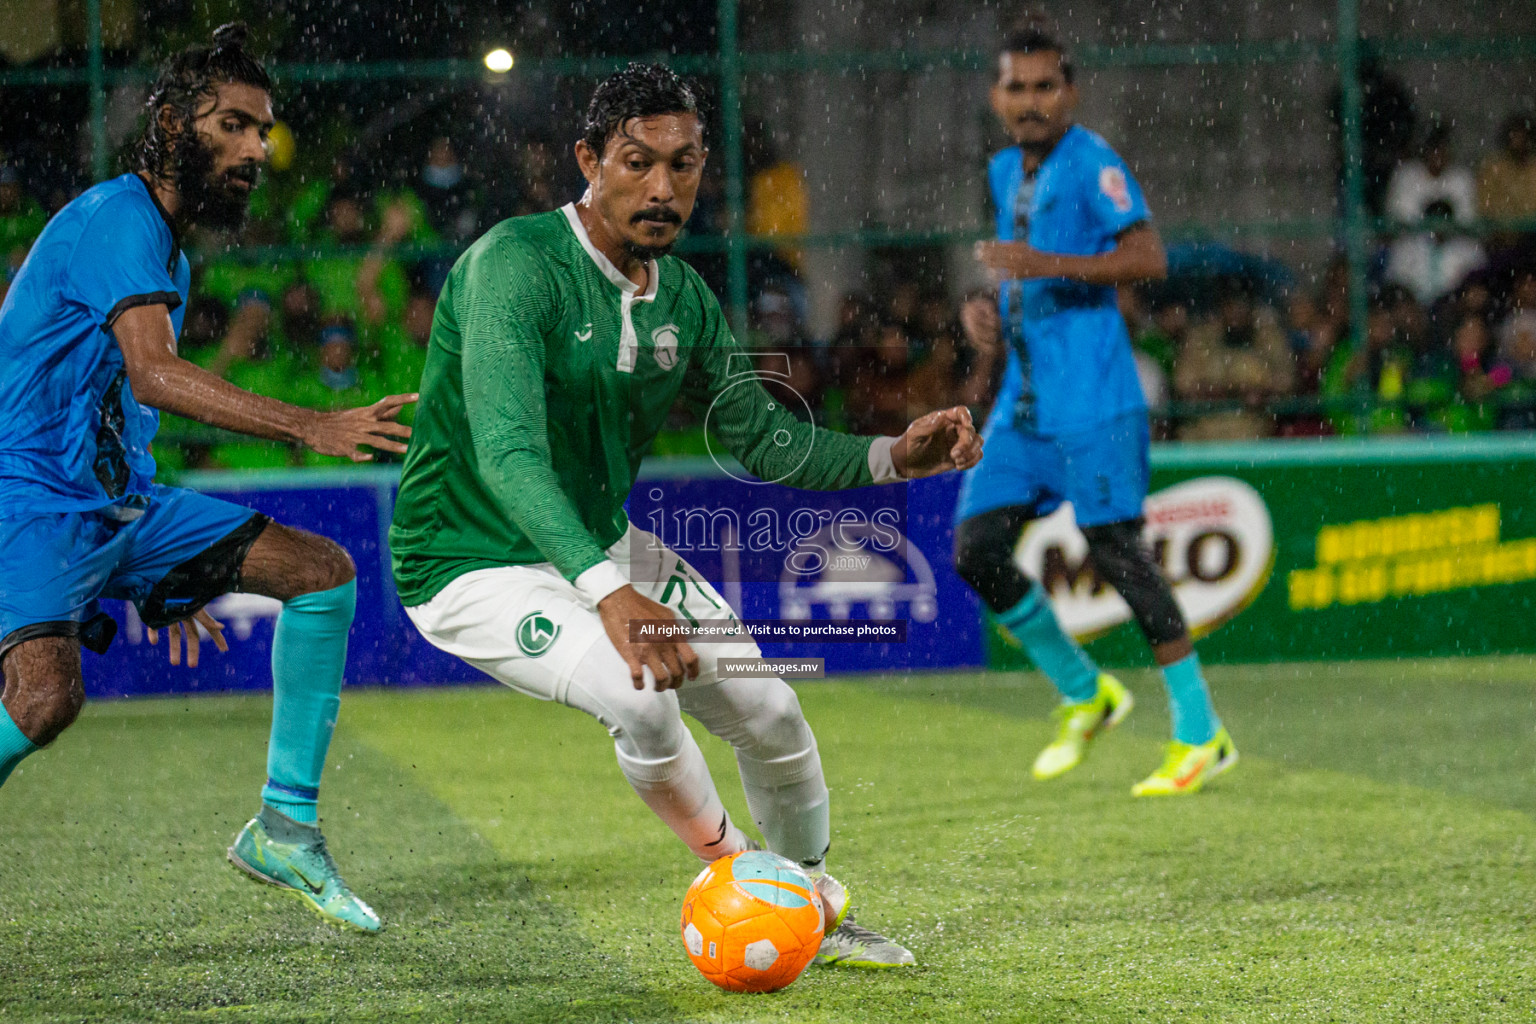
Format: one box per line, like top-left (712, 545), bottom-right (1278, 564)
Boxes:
top-left (516, 612), bottom-right (560, 657)
top-left (652, 325), bottom-right (680, 370)
top-left (1099, 166), bottom-right (1133, 213)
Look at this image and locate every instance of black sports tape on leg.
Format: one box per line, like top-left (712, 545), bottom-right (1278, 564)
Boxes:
top-left (1082, 519), bottom-right (1187, 646)
top-left (953, 506), bottom-right (1038, 613)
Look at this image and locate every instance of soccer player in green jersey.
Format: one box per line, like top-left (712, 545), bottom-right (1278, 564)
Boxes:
top-left (390, 64), bottom-right (982, 968)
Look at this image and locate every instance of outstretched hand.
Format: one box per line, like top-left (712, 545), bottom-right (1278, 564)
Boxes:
top-left (303, 393), bottom-right (418, 461)
top-left (146, 608), bottom-right (228, 668)
top-left (891, 406), bottom-right (983, 479)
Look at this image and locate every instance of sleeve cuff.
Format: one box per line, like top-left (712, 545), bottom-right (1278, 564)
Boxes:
top-left (574, 560), bottom-right (629, 605)
top-left (103, 290), bottom-right (183, 330)
top-left (1112, 217), bottom-right (1151, 237)
top-left (867, 435), bottom-right (904, 484)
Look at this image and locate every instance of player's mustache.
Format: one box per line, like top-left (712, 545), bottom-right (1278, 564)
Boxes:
top-left (632, 207), bottom-right (682, 225)
top-left (224, 164), bottom-right (260, 186)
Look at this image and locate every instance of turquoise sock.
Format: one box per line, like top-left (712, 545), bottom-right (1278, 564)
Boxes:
top-left (1162, 652), bottom-right (1220, 745)
top-left (261, 580), bottom-right (355, 824)
top-left (997, 584), bottom-right (1099, 703)
top-left (0, 702), bottom-right (39, 786)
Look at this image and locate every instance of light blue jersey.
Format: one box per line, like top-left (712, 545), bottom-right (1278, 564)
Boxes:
top-left (988, 124), bottom-right (1149, 436)
top-left (0, 173), bottom-right (264, 659)
top-left (0, 174), bottom-right (189, 518)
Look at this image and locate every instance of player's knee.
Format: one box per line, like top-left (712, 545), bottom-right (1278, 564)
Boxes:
top-left (741, 682), bottom-right (813, 759)
top-left (4, 668), bottom-right (84, 746)
top-left (45, 681), bottom-right (85, 744)
top-left (33, 683), bottom-right (84, 745)
top-left (1082, 520), bottom-right (1186, 645)
top-left (1081, 520), bottom-right (1151, 583)
top-left (953, 517), bottom-right (1008, 587)
top-left (571, 640), bottom-right (686, 760)
top-left (286, 533), bottom-right (356, 596)
top-left (608, 690), bottom-right (686, 762)
top-left (954, 512), bottom-right (1033, 612)
top-left (310, 537), bottom-right (356, 592)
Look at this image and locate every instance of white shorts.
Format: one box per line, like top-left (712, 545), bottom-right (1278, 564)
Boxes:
top-left (403, 524), bottom-right (762, 703)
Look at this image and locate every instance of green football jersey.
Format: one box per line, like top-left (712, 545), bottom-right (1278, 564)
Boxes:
top-left (390, 204), bottom-right (894, 606)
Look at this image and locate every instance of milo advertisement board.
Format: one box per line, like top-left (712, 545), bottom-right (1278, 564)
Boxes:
top-left (987, 436), bottom-right (1536, 666)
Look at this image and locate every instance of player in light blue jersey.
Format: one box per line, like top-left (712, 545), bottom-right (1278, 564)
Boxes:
top-left (0, 25), bottom-right (414, 930)
top-left (953, 27), bottom-right (1236, 796)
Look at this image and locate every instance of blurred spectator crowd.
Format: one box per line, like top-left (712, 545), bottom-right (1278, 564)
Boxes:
top-left (3, 86), bottom-right (1536, 467)
top-left (682, 104), bottom-right (1536, 450)
top-left (812, 103), bottom-right (1536, 446)
top-left (1139, 106), bottom-right (1536, 442)
top-left (2, 130), bottom-right (565, 469)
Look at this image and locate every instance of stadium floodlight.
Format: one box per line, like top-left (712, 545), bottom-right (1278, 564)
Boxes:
top-left (484, 48), bottom-right (514, 73)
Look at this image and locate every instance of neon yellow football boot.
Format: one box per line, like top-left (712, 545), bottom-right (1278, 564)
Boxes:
top-left (811, 874), bottom-right (915, 968)
top-left (1132, 727), bottom-right (1238, 797)
top-left (1031, 673), bottom-right (1133, 780)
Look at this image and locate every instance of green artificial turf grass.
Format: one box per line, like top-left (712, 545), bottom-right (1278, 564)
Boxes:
top-left (2, 658), bottom-right (1533, 1022)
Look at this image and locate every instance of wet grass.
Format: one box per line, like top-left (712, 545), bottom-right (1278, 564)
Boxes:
top-left (3, 657), bottom-right (1534, 1022)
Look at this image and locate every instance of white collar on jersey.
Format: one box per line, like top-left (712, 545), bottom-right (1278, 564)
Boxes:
top-left (562, 200), bottom-right (660, 302)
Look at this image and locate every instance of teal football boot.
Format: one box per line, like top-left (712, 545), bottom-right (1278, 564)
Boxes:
top-left (227, 806), bottom-right (382, 933)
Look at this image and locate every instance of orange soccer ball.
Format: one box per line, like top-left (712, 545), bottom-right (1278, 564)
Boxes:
top-left (679, 850), bottom-right (826, 993)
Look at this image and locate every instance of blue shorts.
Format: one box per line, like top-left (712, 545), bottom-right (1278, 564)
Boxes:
top-left (954, 412), bottom-right (1150, 529)
top-left (0, 485), bottom-right (266, 659)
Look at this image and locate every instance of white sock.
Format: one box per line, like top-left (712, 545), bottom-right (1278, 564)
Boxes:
top-left (615, 728), bottom-right (749, 862)
top-left (736, 742), bottom-right (830, 872)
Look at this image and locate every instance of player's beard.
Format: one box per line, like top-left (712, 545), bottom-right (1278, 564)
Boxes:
top-left (624, 208), bottom-right (683, 262)
top-left (623, 237), bottom-right (677, 262)
top-left (173, 133), bottom-right (255, 232)
top-left (1016, 115), bottom-right (1068, 156)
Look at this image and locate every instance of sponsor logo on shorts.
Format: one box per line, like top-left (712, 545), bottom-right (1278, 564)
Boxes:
top-left (516, 611), bottom-right (561, 657)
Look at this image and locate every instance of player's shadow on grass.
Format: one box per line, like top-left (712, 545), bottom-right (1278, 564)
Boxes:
top-left (370, 857), bottom-right (685, 1022)
top-left (103, 856), bottom-right (687, 1023)
top-left (0, 704), bottom-right (686, 1024)
top-left (233, 744), bottom-right (689, 1023)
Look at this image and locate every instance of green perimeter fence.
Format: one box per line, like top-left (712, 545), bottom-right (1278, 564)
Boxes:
top-left (5, 0), bottom-right (1536, 336)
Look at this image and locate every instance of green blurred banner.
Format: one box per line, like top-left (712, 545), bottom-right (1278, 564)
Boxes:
top-left (987, 436), bottom-right (1536, 666)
